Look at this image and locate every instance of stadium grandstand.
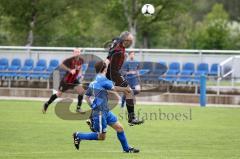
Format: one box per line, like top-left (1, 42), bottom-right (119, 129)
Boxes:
top-left (1, 46), bottom-right (240, 106)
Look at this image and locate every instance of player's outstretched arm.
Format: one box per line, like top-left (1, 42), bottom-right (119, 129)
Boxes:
top-left (60, 57), bottom-right (76, 74)
top-left (60, 63), bottom-right (76, 75)
top-left (113, 86), bottom-right (131, 94)
top-left (60, 63), bottom-right (71, 72)
top-left (105, 59), bottom-right (110, 67)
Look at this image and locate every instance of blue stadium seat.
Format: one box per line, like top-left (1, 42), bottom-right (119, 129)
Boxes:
top-left (0, 58), bottom-right (9, 70)
top-left (159, 71), bottom-right (178, 83)
top-left (34, 59), bottom-right (47, 71)
top-left (181, 62), bottom-right (194, 74)
top-left (4, 58), bottom-right (22, 78)
top-left (29, 59), bottom-right (47, 79)
top-left (17, 59), bottom-right (34, 79)
top-left (82, 63), bottom-right (88, 72)
top-left (42, 59), bottom-right (59, 79)
top-left (140, 62), bottom-right (153, 82)
top-left (0, 58), bottom-right (9, 78)
top-left (88, 61), bottom-right (97, 70)
top-left (159, 62), bottom-right (180, 83)
top-left (191, 63), bottom-right (209, 83)
top-left (22, 59), bottom-right (34, 70)
top-left (152, 62), bottom-right (167, 82)
top-left (208, 63), bottom-right (219, 76)
top-left (47, 59), bottom-right (59, 72)
top-left (140, 61), bottom-right (153, 72)
top-left (9, 58), bottom-right (21, 70)
top-left (196, 63), bottom-right (209, 74)
top-left (176, 63), bottom-right (195, 83)
top-left (154, 62), bottom-right (167, 74)
top-left (84, 60), bottom-right (97, 81)
top-left (168, 62), bottom-right (180, 74)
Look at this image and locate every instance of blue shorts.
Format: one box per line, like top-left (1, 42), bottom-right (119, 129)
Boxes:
top-left (92, 111), bottom-right (117, 133)
top-left (126, 74), bottom-right (139, 89)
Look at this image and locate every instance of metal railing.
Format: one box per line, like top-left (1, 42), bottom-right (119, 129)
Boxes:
top-left (1, 46), bottom-right (240, 92)
top-left (217, 55), bottom-right (240, 95)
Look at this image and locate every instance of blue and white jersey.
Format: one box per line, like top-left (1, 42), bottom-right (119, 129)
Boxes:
top-left (123, 60), bottom-right (140, 88)
top-left (85, 74), bottom-right (114, 115)
top-left (125, 60), bottom-right (140, 74)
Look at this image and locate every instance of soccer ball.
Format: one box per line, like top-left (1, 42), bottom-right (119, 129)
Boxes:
top-left (141, 4), bottom-right (155, 16)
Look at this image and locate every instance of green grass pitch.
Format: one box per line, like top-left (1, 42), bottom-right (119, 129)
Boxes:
top-left (0, 100), bottom-right (240, 159)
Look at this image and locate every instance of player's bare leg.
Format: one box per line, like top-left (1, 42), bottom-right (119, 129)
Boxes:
top-left (121, 84), bottom-right (140, 108)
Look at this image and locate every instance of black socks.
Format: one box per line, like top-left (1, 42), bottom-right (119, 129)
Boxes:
top-left (77, 95), bottom-right (83, 109)
top-left (46, 94), bottom-right (83, 110)
top-left (46, 94), bottom-right (58, 105)
top-left (126, 99), bottom-right (135, 120)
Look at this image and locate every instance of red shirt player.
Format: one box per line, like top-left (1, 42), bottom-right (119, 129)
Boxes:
top-left (105, 31), bottom-right (143, 126)
top-left (43, 48), bottom-right (85, 113)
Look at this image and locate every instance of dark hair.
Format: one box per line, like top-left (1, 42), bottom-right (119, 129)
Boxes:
top-left (94, 61), bottom-right (107, 73)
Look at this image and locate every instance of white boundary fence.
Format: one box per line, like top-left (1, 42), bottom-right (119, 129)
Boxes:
top-left (1, 46), bottom-right (240, 63)
top-left (1, 46), bottom-right (240, 90)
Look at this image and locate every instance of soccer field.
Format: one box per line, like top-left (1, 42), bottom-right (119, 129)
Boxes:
top-left (0, 100), bottom-right (240, 159)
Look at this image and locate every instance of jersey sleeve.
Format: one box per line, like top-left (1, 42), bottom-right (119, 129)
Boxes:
top-left (109, 52), bottom-right (122, 71)
top-left (102, 79), bottom-right (114, 90)
top-left (63, 57), bottom-right (74, 68)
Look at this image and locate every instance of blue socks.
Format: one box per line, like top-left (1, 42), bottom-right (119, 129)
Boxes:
top-left (117, 131), bottom-right (129, 152)
top-left (76, 131), bottom-right (130, 152)
top-left (76, 132), bottom-right (98, 140)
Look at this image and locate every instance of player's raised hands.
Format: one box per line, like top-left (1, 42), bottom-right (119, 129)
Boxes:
top-left (70, 69), bottom-right (76, 75)
top-left (124, 87), bottom-right (132, 94)
top-left (105, 59), bottom-right (110, 67)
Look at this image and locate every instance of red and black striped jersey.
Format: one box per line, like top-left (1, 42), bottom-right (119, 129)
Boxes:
top-left (63, 56), bottom-right (84, 83)
top-left (107, 44), bottom-right (125, 71)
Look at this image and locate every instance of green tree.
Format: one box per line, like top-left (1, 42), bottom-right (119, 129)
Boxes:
top-left (0, 0), bottom-right (74, 46)
top-left (0, 0), bottom-right (101, 46)
top-left (105, 0), bottom-right (191, 48)
top-left (190, 3), bottom-right (231, 49)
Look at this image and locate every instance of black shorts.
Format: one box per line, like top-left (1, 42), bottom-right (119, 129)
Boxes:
top-left (58, 80), bottom-right (80, 92)
top-left (106, 68), bottom-right (128, 87)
